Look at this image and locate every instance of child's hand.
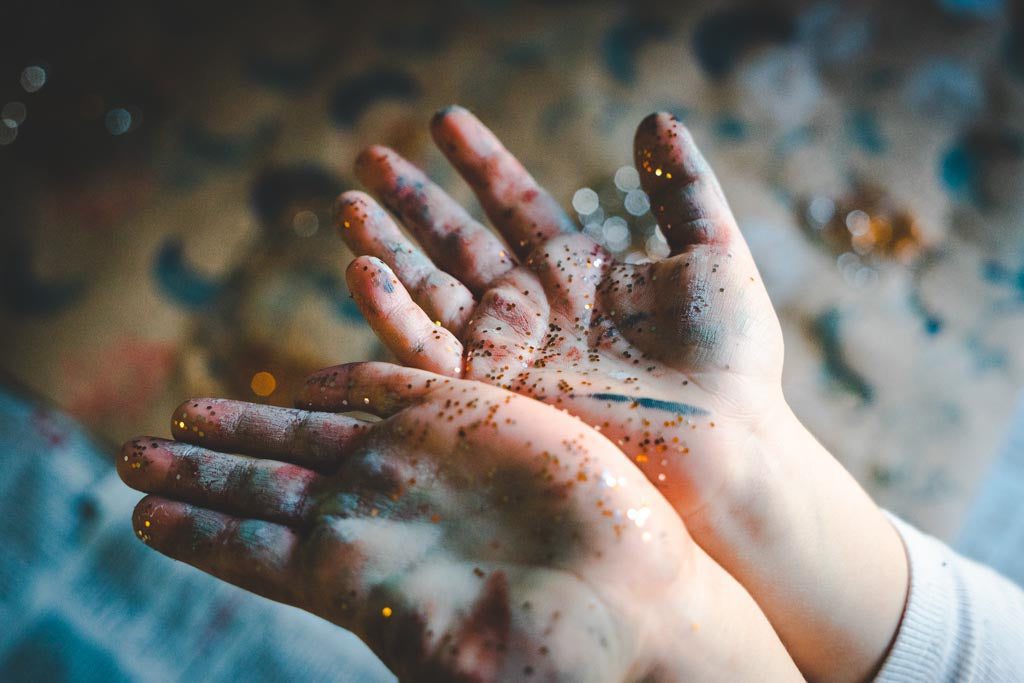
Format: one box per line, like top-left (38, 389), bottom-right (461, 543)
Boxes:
top-left (119, 364), bottom-right (800, 682)
top-left (335, 107), bottom-right (909, 681)
top-left (340, 108), bottom-right (782, 525)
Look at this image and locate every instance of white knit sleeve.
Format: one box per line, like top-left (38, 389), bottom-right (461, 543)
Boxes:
top-left (874, 512), bottom-right (1024, 682)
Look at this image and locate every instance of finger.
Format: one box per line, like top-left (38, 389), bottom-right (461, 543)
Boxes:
top-left (119, 438), bottom-right (321, 525)
top-left (169, 398), bottom-right (371, 472)
top-left (354, 145), bottom-right (514, 293)
top-left (634, 112), bottom-right (741, 254)
top-left (335, 191), bottom-right (475, 333)
top-left (462, 268), bottom-right (549, 384)
top-left (523, 232), bottom-right (610, 324)
top-left (346, 255), bottom-right (464, 376)
top-left (431, 105), bottom-right (576, 259)
top-left (132, 495), bottom-right (304, 607)
top-left (297, 361), bottom-right (450, 416)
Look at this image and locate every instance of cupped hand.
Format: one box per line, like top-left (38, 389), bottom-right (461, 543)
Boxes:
top-left (336, 107), bottom-right (783, 522)
top-left (331, 107), bottom-right (909, 682)
top-left (119, 363), bottom-right (799, 682)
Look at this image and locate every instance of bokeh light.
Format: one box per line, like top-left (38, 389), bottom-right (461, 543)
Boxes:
top-left (20, 66), bottom-right (46, 93)
top-left (2, 102), bottom-right (27, 128)
top-left (571, 187), bottom-right (599, 215)
top-left (250, 371), bottom-right (277, 397)
top-left (105, 108), bottom-right (133, 135)
top-left (292, 210), bottom-right (319, 237)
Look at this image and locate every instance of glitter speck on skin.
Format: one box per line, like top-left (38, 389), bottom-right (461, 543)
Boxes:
top-left (250, 371), bottom-right (277, 397)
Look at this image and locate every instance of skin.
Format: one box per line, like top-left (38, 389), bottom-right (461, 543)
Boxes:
top-left (333, 106), bottom-right (910, 682)
top-left (119, 364), bottom-right (802, 682)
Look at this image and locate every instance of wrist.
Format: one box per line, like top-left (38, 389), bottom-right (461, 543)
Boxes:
top-left (687, 396), bottom-right (909, 681)
top-left (634, 545), bottom-right (802, 682)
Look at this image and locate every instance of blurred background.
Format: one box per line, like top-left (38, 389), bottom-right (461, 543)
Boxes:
top-left (1, 0), bottom-right (1023, 679)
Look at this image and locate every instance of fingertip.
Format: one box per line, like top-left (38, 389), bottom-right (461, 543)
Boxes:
top-left (117, 436), bottom-right (151, 485)
top-left (171, 398), bottom-right (223, 442)
top-left (345, 255), bottom-right (400, 308)
top-left (297, 364), bottom-right (347, 411)
top-left (132, 494), bottom-right (180, 547)
top-left (633, 112), bottom-right (699, 191)
top-left (354, 144), bottom-right (396, 185)
top-left (333, 190), bottom-right (376, 232)
top-left (430, 103), bottom-right (470, 128)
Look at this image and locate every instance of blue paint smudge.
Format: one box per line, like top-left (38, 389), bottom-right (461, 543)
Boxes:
top-left (586, 393), bottom-right (708, 416)
top-left (775, 125), bottom-right (814, 156)
top-left (329, 68), bottom-right (420, 127)
top-left (0, 240), bottom-right (84, 316)
top-left (812, 309), bottom-right (874, 402)
top-left (940, 142), bottom-right (976, 202)
top-left (601, 13), bottom-right (670, 84)
top-left (965, 334), bottom-right (1007, 371)
top-left (982, 259), bottom-right (1024, 300)
top-left (714, 115), bottom-right (749, 141)
top-left (908, 287), bottom-right (944, 335)
top-left (939, 129), bottom-right (1024, 208)
top-left (847, 109), bottom-right (887, 154)
top-left (0, 614), bottom-right (130, 683)
top-left (153, 238), bottom-right (224, 310)
top-left (693, 7), bottom-right (795, 79)
top-left (904, 59), bottom-right (983, 121)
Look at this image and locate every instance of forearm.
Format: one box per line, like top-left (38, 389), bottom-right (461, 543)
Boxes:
top-left (685, 400), bottom-right (908, 682)
top-left (634, 546), bottom-right (803, 682)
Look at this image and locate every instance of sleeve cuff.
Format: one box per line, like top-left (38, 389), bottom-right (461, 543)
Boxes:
top-left (874, 513), bottom-right (971, 682)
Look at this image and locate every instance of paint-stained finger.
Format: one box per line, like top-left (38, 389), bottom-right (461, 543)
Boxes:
top-left (355, 145), bottom-right (514, 293)
top-left (462, 268), bottom-right (549, 384)
top-left (132, 495), bottom-right (305, 607)
top-left (169, 399), bottom-right (371, 472)
top-left (634, 112), bottom-right (742, 255)
top-left (297, 361), bottom-right (452, 416)
top-left (346, 256), bottom-right (464, 376)
top-left (431, 105), bottom-right (575, 259)
top-left (119, 438), bottom-right (321, 525)
top-left (335, 191), bottom-right (475, 333)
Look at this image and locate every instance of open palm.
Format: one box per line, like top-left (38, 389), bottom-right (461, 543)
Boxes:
top-left (119, 363), bottom-right (797, 681)
top-left (336, 108), bottom-right (783, 520)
